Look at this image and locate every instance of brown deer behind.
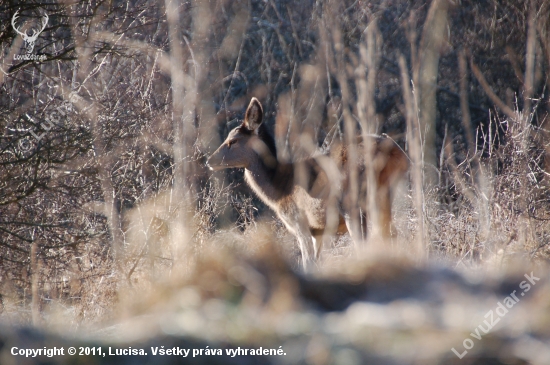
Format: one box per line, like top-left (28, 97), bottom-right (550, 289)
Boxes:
top-left (207, 98), bottom-right (408, 270)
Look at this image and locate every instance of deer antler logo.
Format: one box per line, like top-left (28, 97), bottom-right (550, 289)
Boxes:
top-left (12, 9), bottom-right (48, 54)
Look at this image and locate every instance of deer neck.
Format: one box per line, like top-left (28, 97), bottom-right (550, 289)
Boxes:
top-left (244, 153), bottom-right (293, 208)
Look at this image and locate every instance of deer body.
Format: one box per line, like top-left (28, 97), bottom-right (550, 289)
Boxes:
top-left (207, 98), bottom-right (407, 270)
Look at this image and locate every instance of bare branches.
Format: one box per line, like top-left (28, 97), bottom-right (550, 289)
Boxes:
top-left (469, 58), bottom-right (517, 120)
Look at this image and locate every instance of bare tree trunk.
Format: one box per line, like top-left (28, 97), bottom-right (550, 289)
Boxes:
top-left (30, 240), bottom-right (41, 326)
top-left (65, 6), bottom-right (125, 260)
top-left (164, 0), bottom-right (189, 260)
top-left (357, 21), bottom-right (382, 241)
top-left (400, 55), bottom-right (425, 260)
top-left (415, 0), bottom-right (451, 188)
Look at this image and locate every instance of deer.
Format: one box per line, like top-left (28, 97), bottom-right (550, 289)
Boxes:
top-left (207, 97), bottom-right (408, 270)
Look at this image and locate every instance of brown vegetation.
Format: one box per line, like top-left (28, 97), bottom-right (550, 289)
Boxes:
top-left (1, 0), bottom-right (550, 364)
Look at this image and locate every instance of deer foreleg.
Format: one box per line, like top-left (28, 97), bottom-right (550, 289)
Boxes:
top-left (280, 211), bottom-right (316, 271)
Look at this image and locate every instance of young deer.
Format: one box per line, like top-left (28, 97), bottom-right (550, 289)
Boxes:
top-left (207, 98), bottom-right (408, 270)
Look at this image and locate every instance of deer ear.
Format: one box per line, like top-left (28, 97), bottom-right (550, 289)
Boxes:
top-left (243, 97), bottom-right (263, 132)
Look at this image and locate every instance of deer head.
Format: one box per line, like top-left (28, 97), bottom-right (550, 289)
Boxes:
top-left (207, 98), bottom-right (275, 171)
top-left (12, 10), bottom-right (48, 54)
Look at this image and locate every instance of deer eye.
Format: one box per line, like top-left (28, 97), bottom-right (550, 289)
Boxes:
top-left (227, 140), bottom-right (234, 148)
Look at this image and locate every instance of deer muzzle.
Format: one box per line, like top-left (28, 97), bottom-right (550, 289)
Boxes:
top-left (206, 153), bottom-right (225, 171)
